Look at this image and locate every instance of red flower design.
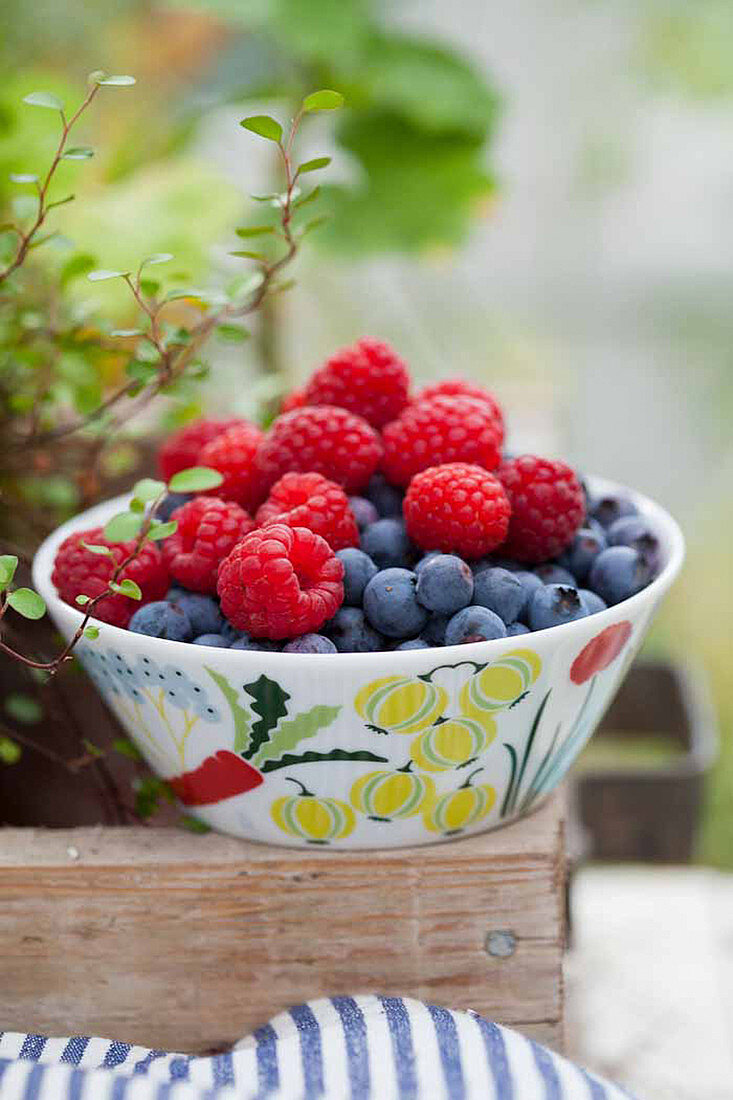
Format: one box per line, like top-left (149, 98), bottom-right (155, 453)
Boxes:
top-left (169, 750), bottom-right (263, 806)
top-left (570, 621), bottom-right (633, 685)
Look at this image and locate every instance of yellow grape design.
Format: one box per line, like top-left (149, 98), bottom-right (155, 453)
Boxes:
top-left (355, 676), bottom-right (448, 736)
top-left (460, 649), bottom-right (542, 718)
top-left (423, 769), bottom-right (496, 836)
top-left (271, 778), bottom-right (356, 844)
top-left (410, 714), bottom-right (496, 773)
top-left (350, 764), bottom-right (435, 822)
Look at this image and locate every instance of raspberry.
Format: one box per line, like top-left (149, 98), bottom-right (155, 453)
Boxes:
top-left (303, 337), bottom-right (410, 428)
top-left (497, 455), bottom-right (586, 563)
top-left (382, 396), bottom-right (503, 487)
top-left (157, 417), bottom-right (245, 481)
top-left (162, 496), bottom-right (254, 594)
top-left (280, 387), bottom-right (307, 414)
top-left (254, 406), bottom-right (382, 495)
top-left (403, 462), bottom-right (511, 560)
top-left (256, 472), bottom-right (359, 551)
top-left (52, 527), bottom-right (169, 628)
top-left (199, 422), bottom-right (265, 512)
top-left (414, 379), bottom-right (504, 439)
top-left (217, 524), bottom-right (344, 639)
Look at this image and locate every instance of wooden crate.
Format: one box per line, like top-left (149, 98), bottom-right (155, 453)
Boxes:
top-left (0, 793), bottom-right (565, 1052)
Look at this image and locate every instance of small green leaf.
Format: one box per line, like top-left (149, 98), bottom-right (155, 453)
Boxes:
top-left (61, 252), bottom-right (95, 286)
top-left (112, 578), bottom-right (142, 601)
top-left (293, 186), bottom-right (321, 210)
top-left (103, 512), bottom-right (143, 542)
top-left (81, 542), bottom-right (112, 556)
top-left (235, 225), bottom-right (273, 239)
top-left (9, 172), bottom-right (38, 184)
top-left (303, 89), bottom-right (344, 112)
top-left (62, 147), bottom-right (94, 160)
top-left (141, 252), bottom-right (173, 267)
top-left (229, 250), bottom-right (265, 261)
top-left (301, 215), bottom-right (328, 236)
top-left (297, 156), bottom-right (332, 175)
top-left (75, 594), bottom-right (90, 605)
top-left (169, 466), bottom-right (224, 492)
top-left (23, 91), bottom-right (64, 111)
top-left (47, 195), bottom-right (75, 210)
top-left (240, 115), bottom-right (283, 142)
top-left (216, 323), bottom-right (249, 343)
top-left (139, 278), bottom-right (160, 298)
top-left (111, 329), bottom-right (144, 339)
top-left (7, 588), bottom-right (46, 620)
top-left (5, 693), bottom-right (42, 724)
top-left (82, 738), bottom-right (105, 758)
top-left (88, 269), bottom-right (129, 282)
top-left (113, 737), bottom-right (142, 761)
top-left (84, 625), bottom-right (100, 639)
top-left (132, 477), bottom-right (165, 503)
top-left (147, 520), bottom-right (177, 541)
top-left (0, 555), bottom-right (19, 589)
top-left (91, 73), bottom-right (136, 86)
top-left (179, 815), bottom-right (211, 834)
top-left (0, 737), bottom-right (21, 765)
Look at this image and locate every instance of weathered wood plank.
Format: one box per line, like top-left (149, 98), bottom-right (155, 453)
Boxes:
top-left (0, 794), bottom-right (565, 1052)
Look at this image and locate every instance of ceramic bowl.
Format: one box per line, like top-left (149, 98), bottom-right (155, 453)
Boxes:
top-left (32, 477), bottom-right (684, 849)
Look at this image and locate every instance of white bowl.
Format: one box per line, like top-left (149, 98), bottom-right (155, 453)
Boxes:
top-left (33, 477), bottom-right (684, 849)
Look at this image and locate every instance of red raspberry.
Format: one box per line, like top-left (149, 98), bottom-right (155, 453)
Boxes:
top-left (162, 496), bottom-right (254, 594)
top-left (254, 406), bottom-right (382, 495)
top-left (217, 524), bottom-right (344, 639)
top-left (497, 455), bottom-right (586, 563)
top-left (256, 472), bottom-right (359, 551)
top-left (303, 337), bottom-right (410, 428)
top-left (52, 527), bottom-right (169, 628)
top-left (280, 387), bottom-right (307, 414)
top-left (415, 379), bottom-right (504, 439)
top-left (403, 463), bottom-right (511, 560)
top-left (157, 417), bottom-right (245, 481)
top-left (198, 422), bottom-right (265, 512)
top-left (382, 395), bottom-right (503, 487)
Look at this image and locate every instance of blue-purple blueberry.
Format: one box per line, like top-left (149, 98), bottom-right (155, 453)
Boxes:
top-left (364, 473), bottom-right (404, 518)
top-left (588, 546), bottom-right (652, 605)
top-left (560, 527), bottom-right (607, 584)
top-left (175, 594), bottom-right (223, 637)
top-left (348, 496), bottom-right (379, 530)
top-left (360, 518), bottom-right (414, 570)
top-left (325, 607), bottom-right (384, 653)
top-left (528, 585), bottom-right (589, 631)
top-left (415, 554), bottom-right (474, 615)
top-left (444, 606), bottom-right (507, 646)
top-left (337, 548), bottom-right (379, 607)
top-left (193, 633), bottom-right (230, 647)
top-left (534, 563), bottom-right (576, 586)
top-left (363, 568), bottom-right (428, 639)
top-left (591, 492), bottom-right (638, 529)
top-left (473, 567), bottom-right (524, 625)
top-left (129, 601), bottom-right (192, 641)
top-left (579, 589), bottom-right (608, 616)
top-left (283, 634), bottom-right (337, 654)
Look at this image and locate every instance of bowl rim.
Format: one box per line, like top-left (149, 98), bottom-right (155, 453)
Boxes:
top-left (32, 474), bottom-right (685, 669)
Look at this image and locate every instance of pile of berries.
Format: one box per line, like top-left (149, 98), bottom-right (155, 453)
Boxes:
top-left (52, 337), bottom-right (662, 653)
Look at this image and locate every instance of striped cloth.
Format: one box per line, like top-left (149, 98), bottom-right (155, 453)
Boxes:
top-left (0, 996), bottom-right (634, 1099)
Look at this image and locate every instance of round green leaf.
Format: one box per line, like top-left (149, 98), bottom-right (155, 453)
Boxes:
top-left (297, 157), bottom-right (332, 175)
top-left (92, 74), bottom-right (136, 86)
top-left (81, 542), bottom-right (113, 556)
top-left (9, 173), bottom-right (38, 184)
top-left (0, 555), bottom-right (19, 589)
top-left (23, 91), bottom-right (64, 111)
top-left (5, 693), bottom-right (42, 724)
top-left (147, 520), bottom-right (178, 541)
top-left (62, 147), bottom-right (94, 160)
top-left (303, 89), bottom-right (344, 112)
top-left (141, 253), bottom-right (174, 267)
top-left (103, 511), bottom-right (144, 542)
top-left (84, 625), bottom-right (100, 639)
top-left (7, 588), bottom-right (46, 620)
top-left (216, 323), bottom-right (249, 342)
top-left (235, 226), bottom-right (273, 238)
top-left (113, 578), bottom-right (142, 600)
top-left (75, 594), bottom-right (90, 606)
top-left (168, 466), bottom-right (224, 493)
top-left (88, 269), bottom-right (129, 282)
top-left (0, 737), bottom-right (21, 765)
top-left (239, 115), bottom-right (283, 143)
top-left (132, 477), bottom-right (166, 503)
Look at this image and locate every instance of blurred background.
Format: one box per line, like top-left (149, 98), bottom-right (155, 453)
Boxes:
top-left (1, 1), bottom-right (732, 1094)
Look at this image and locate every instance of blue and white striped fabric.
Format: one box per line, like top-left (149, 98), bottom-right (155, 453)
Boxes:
top-left (0, 996), bottom-right (635, 1099)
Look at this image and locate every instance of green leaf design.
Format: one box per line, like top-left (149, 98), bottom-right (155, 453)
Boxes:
top-left (252, 705), bottom-right (341, 768)
top-left (244, 674), bottom-right (290, 758)
top-left (206, 667), bottom-right (251, 754)
top-left (261, 749), bottom-right (388, 773)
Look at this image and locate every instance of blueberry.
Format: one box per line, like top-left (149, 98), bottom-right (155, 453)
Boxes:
top-left (364, 568), bottom-right (428, 639)
top-left (607, 516), bottom-right (661, 573)
top-left (175, 594), bottom-right (223, 637)
top-left (444, 606), bottom-right (507, 646)
top-left (528, 585), bottom-right (589, 631)
top-left (415, 554), bottom-right (474, 615)
top-left (473, 567), bottom-right (524, 625)
top-left (156, 492), bottom-right (192, 522)
top-left (579, 589), bottom-right (608, 616)
top-left (364, 473), bottom-right (404, 518)
top-left (129, 601), bottom-right (192, 641)
top-left (221, 621), bottom-right (247, 645)
top-left (193, 633), bottom-right (230, 647)
top-left (560, 528), bottom-right (607, 584)
top-left (588, 546), bottom-right (652, 605)
top-left (166, 587), bottom-right (186, 603)
top-left (421, 612), bottom-right (450, 647)
top-left (534, 563), bottom-right (576, 586)
top-left (325, 607), bottom-right (384, 653)
top-left (336, 548), bottom-right (379, 606)
top-left (591, 492), bottom-right (638, 529)
top-left (514, 571), bottom-right (544, 621)
top-left (283, 634), bottom-right (337, 654)
top-left (348, 496), bottom-right (379, 530)
top-left (361, 518), bottom-right (414, 569)
top-left (230, 637), bottom-right (281, 652)
top-left (395, 638), bottom-right (431, 651)
top-left (415, 551), bottom-right (442, 575)
top-left (507, 622), bottom-right (531, 636)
